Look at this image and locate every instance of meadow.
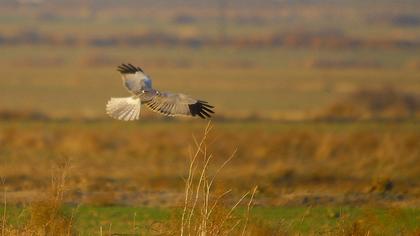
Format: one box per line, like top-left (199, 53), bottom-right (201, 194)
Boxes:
top-left (0, 120), bottom-right (419, 234)
top-left (0, 45), bottom-right (419, 120)
top-left (0, 0), bottom-right (419, 235)
top-left (1, 205), bottom-right (419, 235)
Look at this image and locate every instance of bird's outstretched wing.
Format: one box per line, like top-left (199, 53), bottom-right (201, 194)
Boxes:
top-left (143, 91), bottom-right (214, 119)
top-left (117, 63), bottom-right (151, 95)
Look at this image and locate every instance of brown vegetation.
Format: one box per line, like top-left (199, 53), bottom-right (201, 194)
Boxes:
top-left (158, 123), bottom-right (265, 235)
top-left (0, 121), bottom-right (418, 207)
top-left (1, 123), bottom-right (417, 235)
top-left (1, 158), bottom-right (75, 235)
top-left (318, 87), bottom-right (420, 121)
top-left (1, 30), bottom-right (420, 50)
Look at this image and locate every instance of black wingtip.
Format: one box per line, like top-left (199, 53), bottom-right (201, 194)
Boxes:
top-left (117, 63), bottom-right (144, 74)
top-left (189, 101), bottom-right (215, 119)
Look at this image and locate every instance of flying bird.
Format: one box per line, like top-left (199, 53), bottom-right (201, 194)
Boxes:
top-left (106, 63), bottom-right (214, 121)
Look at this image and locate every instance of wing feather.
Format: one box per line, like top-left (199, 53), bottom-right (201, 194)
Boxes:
top-left (143, 91), bottom-right (214, 119)
top-left (106, 97), bottom-right (141, 121)
top-left (117, 63), bottom-right (151, 95)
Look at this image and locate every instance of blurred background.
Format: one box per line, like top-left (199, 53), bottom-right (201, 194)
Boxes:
top-left (0, 0), bottom-right (419, 233)
top-left (0, 0), bottom-right (419, 120)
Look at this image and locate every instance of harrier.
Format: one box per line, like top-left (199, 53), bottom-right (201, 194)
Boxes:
top-left (106, 63), bottom-right (214, 121)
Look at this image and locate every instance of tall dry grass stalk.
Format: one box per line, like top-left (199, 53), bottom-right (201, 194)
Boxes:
top-left (0, 157), bottom-right (76, 236)
top-left (28, 157), bottom-right (75, 236)
top-left (1, 178), bottom-right (7, 236)
top-left (177, 121), bottom-right (258, 236)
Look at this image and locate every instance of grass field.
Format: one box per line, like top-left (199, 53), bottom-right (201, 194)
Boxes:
top-left (1, 120), bottom-right (418, 206)
top-left (1, 206), bottom-right (419, 235)
top-left (0, 120), bottom-right (419, 234)
top-left (0, 45), bottom-right (419, 119)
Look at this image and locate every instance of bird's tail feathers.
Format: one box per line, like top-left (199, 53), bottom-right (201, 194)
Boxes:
top-left (106, 97), bottom-right (141, 121)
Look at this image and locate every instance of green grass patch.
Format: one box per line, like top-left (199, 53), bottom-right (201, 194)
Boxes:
top-left (1, 205), bottom-right (419, 234)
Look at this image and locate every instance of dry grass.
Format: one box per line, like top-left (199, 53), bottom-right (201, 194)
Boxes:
top-left (0, 120), bottom-right (418, 206)
top-left (0, 157), bottom-right (76, 236)
top-left (321, 207), bottom-right (417, 236)
top-left (318, 86), bottom-right (420, 121)
top-left (158, 122), bottom-right (264, 235)
top-left (0, 122), bottom-right (418, 235)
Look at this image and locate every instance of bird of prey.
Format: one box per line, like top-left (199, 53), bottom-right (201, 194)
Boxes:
top-left (106, 63), bottom-right (214, 121)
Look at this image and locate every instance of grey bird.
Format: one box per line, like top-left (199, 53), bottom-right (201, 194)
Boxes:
top-left (106, 63), bottom-right (214, 121)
